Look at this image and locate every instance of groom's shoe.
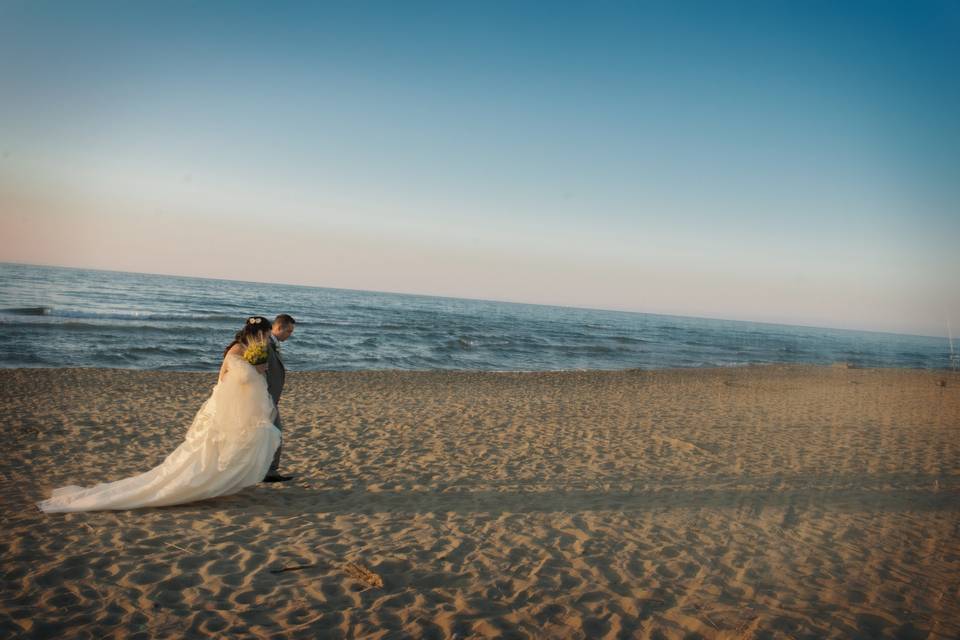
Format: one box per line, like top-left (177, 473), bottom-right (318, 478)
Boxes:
top-left (262, 473), bottom-right (293, 483)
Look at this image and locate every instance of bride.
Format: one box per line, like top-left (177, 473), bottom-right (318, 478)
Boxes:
top-left (37, 317), bottom-right (282, 513)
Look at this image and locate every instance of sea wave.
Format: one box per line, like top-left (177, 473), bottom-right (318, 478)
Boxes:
top-left (0, 318), bottom-right (229, 334)
top-left (0, 306), bottom-right (239, 322)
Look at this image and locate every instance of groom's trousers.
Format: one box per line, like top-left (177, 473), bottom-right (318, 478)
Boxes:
top-left (268, 407), bottom-right (282, 473)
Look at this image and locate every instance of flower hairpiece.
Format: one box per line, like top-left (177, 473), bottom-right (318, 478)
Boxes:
top-left (248, 317), bottom-right (258, 324)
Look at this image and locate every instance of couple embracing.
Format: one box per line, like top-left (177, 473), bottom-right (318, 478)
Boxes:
top-left (37, 314), bottom-right (297, 513)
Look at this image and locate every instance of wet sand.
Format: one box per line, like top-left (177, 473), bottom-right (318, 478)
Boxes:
top-left (2, 365), bottom-right (959, 638)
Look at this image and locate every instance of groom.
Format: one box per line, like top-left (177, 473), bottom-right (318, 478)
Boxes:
top-left (263, 313), bottom-right (296, 483)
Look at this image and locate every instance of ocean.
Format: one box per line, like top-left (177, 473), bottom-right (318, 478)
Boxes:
top-left (0, 263), bottom-right (954, 372)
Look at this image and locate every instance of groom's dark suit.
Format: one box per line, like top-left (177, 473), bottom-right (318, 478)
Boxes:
top-left (266, 337), bottom-right (286, 475)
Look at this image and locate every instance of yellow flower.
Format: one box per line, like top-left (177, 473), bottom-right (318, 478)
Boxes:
top-left (243, 339), bottom-right (269, 366)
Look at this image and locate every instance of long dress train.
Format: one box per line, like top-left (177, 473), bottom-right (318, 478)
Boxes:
top-left (37, 355), bottom-right (281, 513)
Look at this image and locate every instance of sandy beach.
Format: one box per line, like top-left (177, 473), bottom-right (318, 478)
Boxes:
top-left (2, 365), bottom-right (958, 639)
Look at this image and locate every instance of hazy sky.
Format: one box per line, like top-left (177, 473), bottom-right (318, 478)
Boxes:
top-left (1, 1), bottom-right (958, 337)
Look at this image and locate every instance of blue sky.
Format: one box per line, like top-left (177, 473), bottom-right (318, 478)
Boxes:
top-left (1, 1), bottom-right (958, 336)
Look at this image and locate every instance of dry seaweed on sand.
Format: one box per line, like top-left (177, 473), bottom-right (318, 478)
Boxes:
top-left (342, 561), bottom-right (384, 588)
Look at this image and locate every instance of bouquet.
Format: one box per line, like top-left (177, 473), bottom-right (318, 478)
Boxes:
top-left (243, 338), bottom-right (269, 366)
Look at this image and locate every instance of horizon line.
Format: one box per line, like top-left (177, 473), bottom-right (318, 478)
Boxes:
top-left (1, 260), bottom-right (952, 342)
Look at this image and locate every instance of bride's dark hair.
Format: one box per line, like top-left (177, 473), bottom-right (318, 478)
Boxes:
top-left (224, 316), bottom-right (272, 357)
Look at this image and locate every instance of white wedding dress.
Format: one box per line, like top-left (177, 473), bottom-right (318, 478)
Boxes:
top-left (37, 355), bottom-right (281, 513)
